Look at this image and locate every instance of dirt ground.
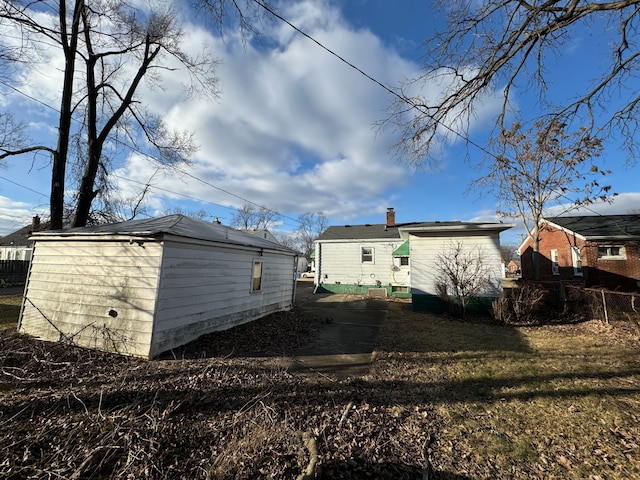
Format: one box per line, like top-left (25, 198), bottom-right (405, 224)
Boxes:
top-left (1, 290), bottom-right (639, 479)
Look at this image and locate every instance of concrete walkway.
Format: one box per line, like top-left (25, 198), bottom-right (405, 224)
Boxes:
top-left (287, 280), bottom-right (387, 380)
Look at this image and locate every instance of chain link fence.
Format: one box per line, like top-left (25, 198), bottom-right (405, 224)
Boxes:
top-left (565, 285), bottom-right (640, 324)
top-left (496, 281), bottom-right (640, 329)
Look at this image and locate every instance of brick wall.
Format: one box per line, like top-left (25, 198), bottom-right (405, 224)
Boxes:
top-left (520, 224), bottom-right (640, 292)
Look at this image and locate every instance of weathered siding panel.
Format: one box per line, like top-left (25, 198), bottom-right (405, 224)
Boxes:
top-left (317, 240), bottom-right (409, 287)
top-left (150, 241), bottom-right (295, 356)
top-left (409, 233), bottom-right (503, 296)
top-left (19, 240), bottom-right (162, 357)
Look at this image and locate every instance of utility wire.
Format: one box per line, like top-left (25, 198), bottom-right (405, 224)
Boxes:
top-left (0, 4), bottom-right (612, 234)
top-left (251, 0), bottom-right (496, 159)
top-left (252, 0), bottom-right (615, 223)
top-left (0, 174), bottom-right (49, 197)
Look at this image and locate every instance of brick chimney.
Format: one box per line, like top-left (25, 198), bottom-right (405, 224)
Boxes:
top-left (386, 208), bottom-right (395, 227)
top-left (32, 215), bottom-right (41, 232)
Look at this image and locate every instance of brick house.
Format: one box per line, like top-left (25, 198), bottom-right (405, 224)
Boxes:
top-left (518, 214), bottom-right (640, 292)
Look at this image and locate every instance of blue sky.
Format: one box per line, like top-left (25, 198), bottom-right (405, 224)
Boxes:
top-left (1, 0), bottom-right (639, 245)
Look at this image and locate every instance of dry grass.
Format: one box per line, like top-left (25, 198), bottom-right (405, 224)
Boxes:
top-left (0, 294), bottom-right (22, 331)
top-left (1, 294), bottom-right (639, 479)
top-left (373, 301), bottom-right (640, 479)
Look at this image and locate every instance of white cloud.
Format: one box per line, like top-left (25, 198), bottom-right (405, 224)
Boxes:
top-left (116, 0), bottom-right (423, 225)
top-left (0, 0), bottom-right (515, 230)
top-left (0, 196), bottom-right (39, 236)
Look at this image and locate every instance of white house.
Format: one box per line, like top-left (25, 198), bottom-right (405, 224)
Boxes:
top-left (18, 215), bottom-right (299, 358)
top-left (314, 208), bottom-right (513, 311)
top-left (0, 216), bottom-right (44, 262)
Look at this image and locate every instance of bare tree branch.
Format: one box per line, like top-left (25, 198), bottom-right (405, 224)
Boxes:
top-left (386, 0), bottom-right (640, 167)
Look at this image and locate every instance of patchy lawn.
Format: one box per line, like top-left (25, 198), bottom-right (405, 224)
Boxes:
top-left (0, 294), bottom-right (22, 331)
top-left (1, 294), bottom-right (639, 479)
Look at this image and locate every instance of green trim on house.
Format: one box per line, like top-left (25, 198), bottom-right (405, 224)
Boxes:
top-left (392, 240), bottom-right (410, 257)
top-left (316, 283), bottom-right (411, 298)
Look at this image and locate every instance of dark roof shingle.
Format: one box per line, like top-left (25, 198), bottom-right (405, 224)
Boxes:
top-left (546, 214), bottom-right (640, 239)
top-left (317, 221), bottom-right (480, 241)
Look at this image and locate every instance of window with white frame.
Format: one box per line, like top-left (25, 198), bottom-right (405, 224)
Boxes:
top-left (251, 260), bottom-right (263, 292)
top-left (571, 246), bottom-right (583, 276)
top-left (361, 246), bottom-right (373, 263)
top-left (597, 245), bottom-right (625, 259)
top-left (551, 249), bottom-right (559, 275)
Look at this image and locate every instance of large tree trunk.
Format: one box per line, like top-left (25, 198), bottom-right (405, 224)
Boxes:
top-left (72, 148), bottom-right (100, 227)
top-left (50, 0), bottom-right (83, 230)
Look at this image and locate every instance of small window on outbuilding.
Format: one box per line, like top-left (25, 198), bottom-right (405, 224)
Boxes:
top-left (252, 260), bottom-right (263, 292)
top-left (361, 247), bottom-right (373, 263)
top-left (400, 257), bottom-right (409, 266)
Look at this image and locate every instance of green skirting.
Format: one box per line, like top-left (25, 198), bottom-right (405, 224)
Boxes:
top-left (316, 283), bottom-right (411, 298)
top-left (411, 294), bottom-right (443, 312)
top-left (412, 294), bottom-right (496, 314)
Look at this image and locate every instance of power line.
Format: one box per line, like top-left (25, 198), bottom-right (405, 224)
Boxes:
top-left (0, 174), bottom-right (48, 197)
top-left (251, 1), bottom-right (617, 222)
top-left (0, 3), bottom-right (611, 236)
top-left (251, 0), bottom-right (496, 160)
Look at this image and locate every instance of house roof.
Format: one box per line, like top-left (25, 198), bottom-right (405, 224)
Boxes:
top-left (546, 214), bottom-right (640, 240)
top-left (31, 215), bottom-right (298, 254)
top-left (0, 225), bottom-right (33, 247)
top-left (317, 221), bottom-right (513, 242)
top-left (317, 223), bottom-right (409, 241)
top-left (1, 217), bottom-right (49, 247)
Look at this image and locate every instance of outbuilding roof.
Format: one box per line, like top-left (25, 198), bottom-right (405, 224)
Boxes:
top-left (546, 214), bottom-right (640, 240)
top-left (30, 214), bottom-right (298, 254)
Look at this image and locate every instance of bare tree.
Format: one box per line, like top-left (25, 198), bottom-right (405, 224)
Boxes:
top-left (386, 0), bottom-right (640, 168)
top-left (500, 244), bottom-right (518, 264)
top-left (435, 241), bottom-right (498, 319)
top-left (273, 231), bottom-right (297, 250)
top-left (230, 203), bottom-right (278, 230)
top-left (0, 0), bottom-right (264, 229)
top-left (0, 113), bottom-right (29, 164)
top-left (295, 212), bottom-right (327, 261)
top-left (474, 119), bottom-right (611, 280)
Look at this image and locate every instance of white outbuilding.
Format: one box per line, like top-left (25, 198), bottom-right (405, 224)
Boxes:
top-left (18, 215), bottom-right (299, 358)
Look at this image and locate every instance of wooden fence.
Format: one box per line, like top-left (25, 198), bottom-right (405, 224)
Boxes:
top-left (0, 260), bottom-right (30, 285)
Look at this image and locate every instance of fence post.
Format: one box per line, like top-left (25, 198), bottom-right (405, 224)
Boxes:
top-left (601, 289), bottom-right (609, 324)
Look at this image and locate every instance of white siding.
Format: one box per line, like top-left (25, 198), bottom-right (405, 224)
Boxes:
top-left (19, 240), bottom-right (162, 358)
top-left (150, 241), bottom-right (295, 357)
top-left (317, 240), bottom-right (410, 287)
top-left (409, 232), bottom-right (503, 296)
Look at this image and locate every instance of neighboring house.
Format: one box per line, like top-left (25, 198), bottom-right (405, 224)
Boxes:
top-left (19, 214), bottom-right (299, 358)
top-left (314, 208), bottom-right (513, 311)
top-left (241, 228), bottom-right (280, 245)
top-left (0, 215), bottom-right (44, 261)
top-left (518, 214), bottom-right (640, 292)
top-left (0, 216), bottom-right (45, 285)
top-left (507, 259), bottom-right (521, 275)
